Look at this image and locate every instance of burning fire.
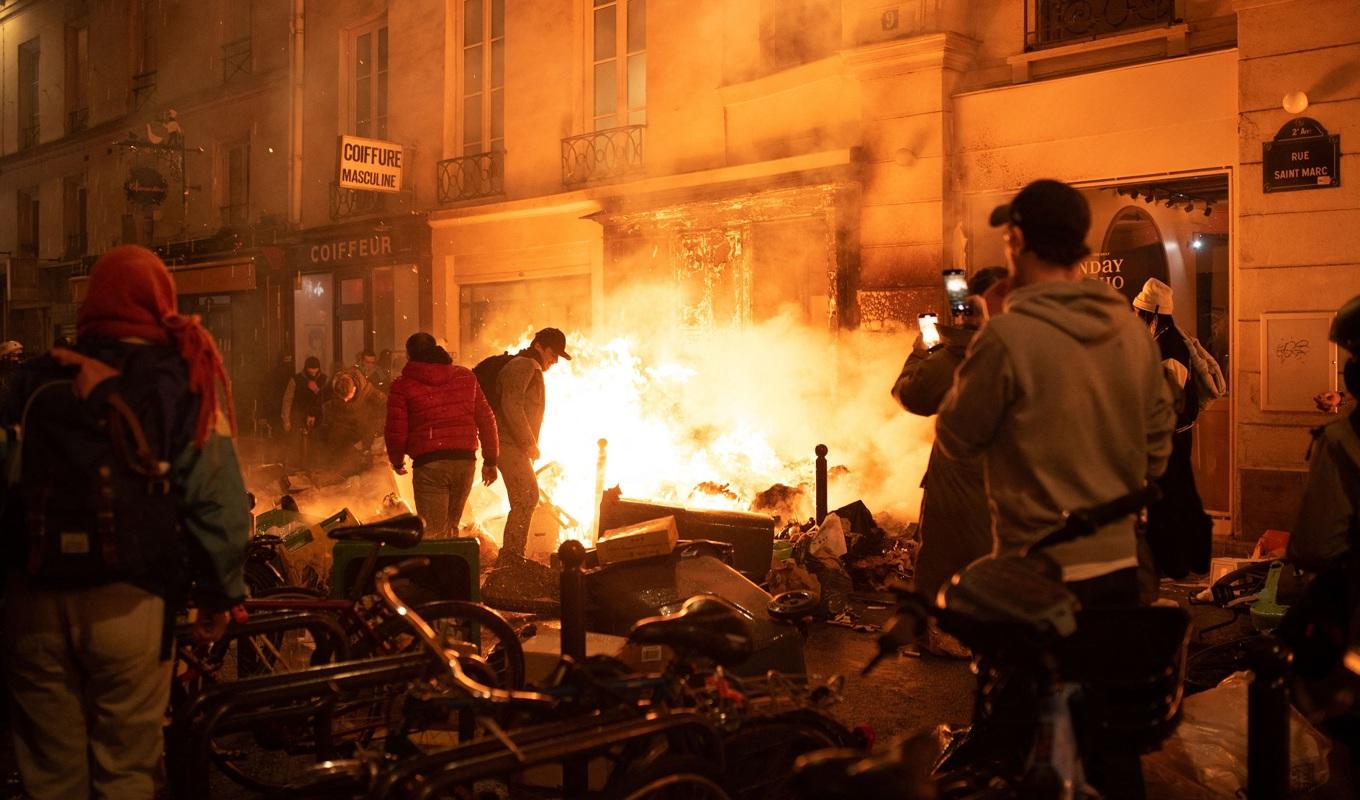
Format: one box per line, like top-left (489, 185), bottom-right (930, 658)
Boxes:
top-left (460, 308), bottom-right (937, 549)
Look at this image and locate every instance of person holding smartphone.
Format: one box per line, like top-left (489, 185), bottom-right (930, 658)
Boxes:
top-left (890, 266), bottom-right (1008, 656)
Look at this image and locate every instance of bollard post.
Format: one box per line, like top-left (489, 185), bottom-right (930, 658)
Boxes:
top-left (558, 539), bottom-right (587, 662)
top-left (815, 444), bottom-right (828, 524)
top-left (592, 438), bottom-right (609, 543)
top-left (1247, 639), bottom-right (1291, 800)
top-left (557, 538), bottom-right (589, 796)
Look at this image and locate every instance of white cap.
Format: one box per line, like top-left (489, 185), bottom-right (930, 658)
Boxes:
top-left (1132, 278), bottom-right (1174, 315)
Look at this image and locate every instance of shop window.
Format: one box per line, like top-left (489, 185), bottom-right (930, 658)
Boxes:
top-left (294, 274), bottom-right (334, 373)
top-left (459, 275), bottom-right (591, 363)
top-left (590, 0), bottom-right (645, 131)
top-left (461, 0), bottom-right (505, 156)
top-left (373, 265), bottom-right (421, 364)
top-left (351, 19), bottom-right (389, 139)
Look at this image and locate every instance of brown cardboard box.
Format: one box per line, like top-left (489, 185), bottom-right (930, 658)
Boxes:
top-left (596, 515), bottom-right (679, 565)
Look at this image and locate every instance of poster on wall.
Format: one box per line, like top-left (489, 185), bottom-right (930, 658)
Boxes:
top-left (1259, 311), bottom-right (1338, 411)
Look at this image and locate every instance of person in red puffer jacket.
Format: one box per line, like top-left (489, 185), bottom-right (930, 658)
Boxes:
top-left (385, 333), bottom-right (499, 537)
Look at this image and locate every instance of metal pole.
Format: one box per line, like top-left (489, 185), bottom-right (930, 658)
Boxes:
top-left (592, 438), bottom-right (608, 543)
top-left (815, 444), bottom-right (828, 524)
top-left (558, 539), bottom-right (587, 662)
top-left (1247, 639), bottom-right (1291, 800)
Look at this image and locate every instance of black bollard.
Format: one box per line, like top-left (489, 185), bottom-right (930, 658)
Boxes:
top-left (558, 539), bottom-right (587, 662)
top-left (1247, 639), bottom-right (1292, 800)
top-left (815, 444), bottom-right (828, 524)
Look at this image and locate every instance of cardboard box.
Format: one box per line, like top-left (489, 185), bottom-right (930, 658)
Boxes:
top-left (596, 515), bottom-right (679, 565)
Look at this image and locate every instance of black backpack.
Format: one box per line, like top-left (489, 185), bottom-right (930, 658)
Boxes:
top-left (3, 358), bottom-right (184, 589)
top-left (472, 352), bottom-right (516, 413)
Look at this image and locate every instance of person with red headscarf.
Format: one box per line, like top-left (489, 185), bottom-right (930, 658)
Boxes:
top-left (0, 245), bottom-right (249, 799)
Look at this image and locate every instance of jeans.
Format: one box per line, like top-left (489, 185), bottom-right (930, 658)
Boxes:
top-left (498, 443), bottom-right (539, 558)
top-left (4, 577), bottom-right (173, 800)
top-left (412, 458), bottom-right (477, 538)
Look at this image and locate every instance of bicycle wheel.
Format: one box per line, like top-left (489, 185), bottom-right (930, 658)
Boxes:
top-left (721, 711), bottom-right (853, 799)
top-left (374, 599), bottom-right (526, 689)
top-left (608, 755), bottom-right (733, 800)
top-left (212, 591), bottom-right (335, 680)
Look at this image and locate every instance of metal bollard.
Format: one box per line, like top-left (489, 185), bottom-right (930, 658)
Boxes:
top-left (558, 539), bottom-right (587, 662)
top-left (1247, 639), bottom-right (1292, 800)
top-left (815, 444), bottom-right (828, 524)
top-left (593, 438), bottom-right (609, 543)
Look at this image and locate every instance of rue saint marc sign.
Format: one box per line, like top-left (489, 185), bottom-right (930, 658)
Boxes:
top-left (1263, 117), bottom-right (1340, 193)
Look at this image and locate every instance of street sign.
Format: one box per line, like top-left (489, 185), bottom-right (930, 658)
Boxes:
top-left (1263, 117), bottom-right (1340, 193)
top-left (337, 135), bottom-right (404, 193)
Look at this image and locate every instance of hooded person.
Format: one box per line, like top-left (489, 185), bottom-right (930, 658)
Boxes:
top-left (0, 245), bottom-right (249, 799)
top-left (1130, 277), bottom-right (1216, 597)
top-left (385, 332), bottom-right (499, 537)
top-left (934, 182), bottom-right (1174, 799)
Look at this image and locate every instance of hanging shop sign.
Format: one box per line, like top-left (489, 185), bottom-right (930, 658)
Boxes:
top-left (337, 135), bottom-right (404, 193)
top-left (1263, 117), bottom-right (1340, 193)
top-left (124, 166), bottom-right (168, 206)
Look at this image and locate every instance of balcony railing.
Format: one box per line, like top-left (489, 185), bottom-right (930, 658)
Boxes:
top-left (437, 150), bottom-right (504, 204)
top-left (222, 38), bottom-right (252, 83)
top-left (20, 124), bottom-right (40, 150)
top-left (67, 107), bottom-right (89, 135)
top-left (132, 70), bottom-right (157, 110)
top-left (220, 204), bottom-right (249, 228)
top-left (561, 124), bottom-right (645, 186)
top-left (1025, 0), bottom-right (1176, 51)
top-left (329, 183), bottom-right (387, 221)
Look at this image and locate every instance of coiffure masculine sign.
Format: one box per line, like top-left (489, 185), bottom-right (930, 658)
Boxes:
top-left (337, 135), bottom-right (403, 193)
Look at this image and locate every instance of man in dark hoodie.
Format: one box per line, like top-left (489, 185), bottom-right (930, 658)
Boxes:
top-left (935, 180), bottom-right (1173, 799)
top-left (385, 332), bottom-right (499, 537)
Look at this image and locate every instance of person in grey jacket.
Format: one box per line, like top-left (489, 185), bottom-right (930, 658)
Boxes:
top-left (937, 180), bottom-right (1173, 599)
top-left (495, 327), bottom-right (570, 562)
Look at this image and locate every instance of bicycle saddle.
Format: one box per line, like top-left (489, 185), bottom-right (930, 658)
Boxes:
top-left (327, 513), bottom-right (424, 548)
top-left (627, 593), bottom-right (755, 667)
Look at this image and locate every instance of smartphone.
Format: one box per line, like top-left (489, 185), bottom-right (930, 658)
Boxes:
top-left (918, 313), bottom-right (941, 349)
top-left (943, 269), bottom-right (970, 317)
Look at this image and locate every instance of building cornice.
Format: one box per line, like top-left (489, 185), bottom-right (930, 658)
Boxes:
top-left (843, 31), bottom-right (980, 78)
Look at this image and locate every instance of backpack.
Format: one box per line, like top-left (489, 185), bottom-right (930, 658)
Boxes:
top-left (2, 358), bottom-right (183, 589)
top-left (1179, 326), bottom-right (1227, 415)
top-left (472, 352), bottom-right (516, 412)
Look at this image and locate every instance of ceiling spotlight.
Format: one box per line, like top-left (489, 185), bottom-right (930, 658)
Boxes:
top-left (1203, 203), bottom-right (1214, 217)
top-left (1184, 200), bottom-right (1195, 212)
top-left (1164, 195), bottom-right (1177, 208)
top-left (1129, 190), bottom-right (1141, 201)
top-left (1144, 192), bottom-right (1156, 204)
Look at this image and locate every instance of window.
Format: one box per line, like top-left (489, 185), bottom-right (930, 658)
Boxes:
top-left (220, 141), bottom-right (251, 227)
top-left (62, 176), bottom-right (87, 257)
top-left (351, 19), bottom-right (389, 138)
top-left (461, 0), bottom-right (505, 155)
top-left (17, 188), bottom-right (39, 258)
top-left (222, 0), bottom-right (252, 83)
top-left (65, 26), bottom-right (89, 133)
top-left (590, 0), bottom-right (645, 131)
top-left (759, 0), bottom-right (839, 70)
top-left (19, 39), bottom-right (40, 149)
top-left (132, 0), bottom-right (158, 108)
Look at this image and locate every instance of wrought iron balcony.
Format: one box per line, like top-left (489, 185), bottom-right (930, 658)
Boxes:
top-left (329, 183), bottom-right (387, 221)
top-left (561, 124), bottom-right (645, 186)
top-left (67, 108), bottom-right (89, 135)
top-left (19, 124), bottom-right (40, 150)
top-left (132, 70), bottom-right (157, 110)
top-left (437, 150), bottom-right (505, 204)
top-left (222, 38), bottom-right (252, 83)
top-left (1025, 0), bottom-right (1176, 51)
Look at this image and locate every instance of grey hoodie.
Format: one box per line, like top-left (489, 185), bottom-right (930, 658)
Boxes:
top-left (935, 279), bottom-right (1174, 580)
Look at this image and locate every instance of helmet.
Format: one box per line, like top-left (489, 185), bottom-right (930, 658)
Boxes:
top-left (1330, 294), bottom-right (1360, 352)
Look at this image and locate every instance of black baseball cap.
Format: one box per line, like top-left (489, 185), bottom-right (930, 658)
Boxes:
top-left (988, 179), bottom-right (1091, 248)
top-left (532, 327), bottom-right (572, 360)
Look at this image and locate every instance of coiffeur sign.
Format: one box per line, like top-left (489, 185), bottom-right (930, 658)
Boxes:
top-left (337, 135), bottom-right (403, 193)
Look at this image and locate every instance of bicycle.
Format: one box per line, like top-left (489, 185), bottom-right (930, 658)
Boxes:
top-left (795, 485), bottom-right (1190, 799)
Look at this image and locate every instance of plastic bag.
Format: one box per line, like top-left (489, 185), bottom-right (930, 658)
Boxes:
top-left (810, 513), bottom-right (849, 560)
top-left (1143, 672), bottom-right (1330, 799)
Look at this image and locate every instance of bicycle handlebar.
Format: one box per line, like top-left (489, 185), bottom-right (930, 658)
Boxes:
top-left (374, 559), bottom-right (556, 708)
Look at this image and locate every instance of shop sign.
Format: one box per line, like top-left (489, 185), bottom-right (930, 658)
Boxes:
top-left (337, 135), bottom-right (404, 193)
top-left (294, 218), bottom-right (429, 269)
top-left (306, 233), bottom-right (394, 266)
top-left (1263, 117), bottom-right (1340, 193)
top-left (124, 166), bottom-right (168, 206)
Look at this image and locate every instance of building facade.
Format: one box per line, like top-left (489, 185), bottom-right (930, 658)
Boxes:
top-left (2, 0), bottom-right (1354, 544)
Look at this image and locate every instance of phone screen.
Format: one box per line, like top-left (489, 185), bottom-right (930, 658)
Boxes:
top-left (943, 269), bottom-right (969, 316)
top-left (918, 313), bottom-right (940, 349)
